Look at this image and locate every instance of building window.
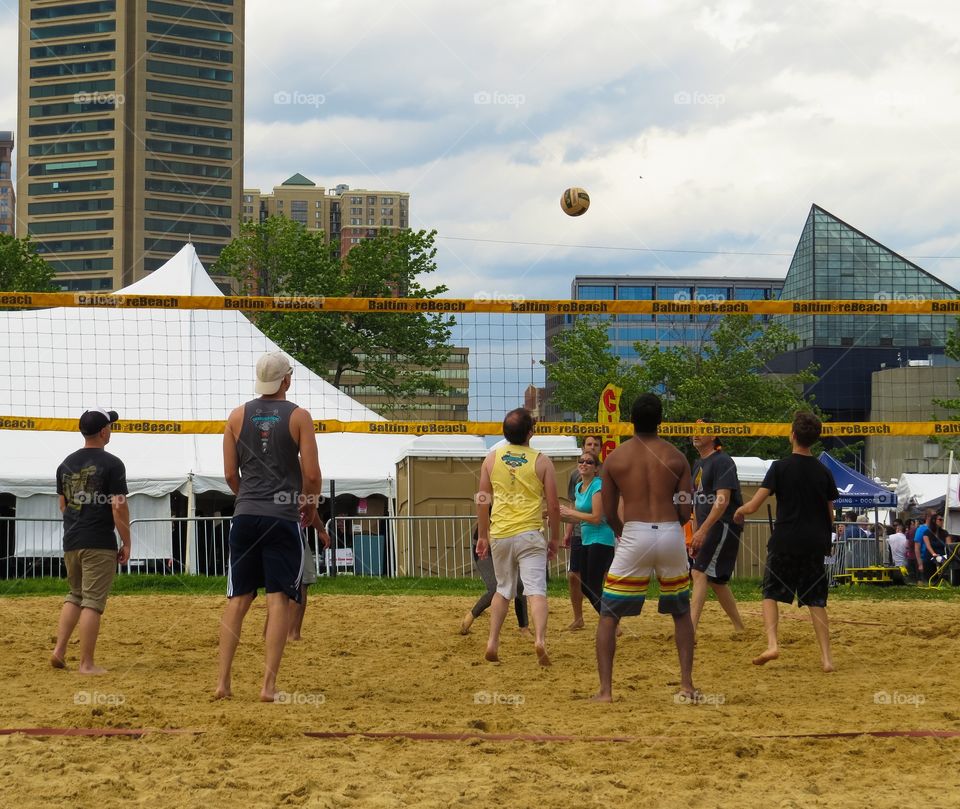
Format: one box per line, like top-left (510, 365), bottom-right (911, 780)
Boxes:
top-left (578, 285), bottom-right (615, 300)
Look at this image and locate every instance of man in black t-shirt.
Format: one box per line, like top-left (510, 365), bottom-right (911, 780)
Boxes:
top-left (735, 411), bottom-right (839, 673)
top-left (51, 407), bottom-right (131, 674)
top-left (689, 421), bottom-right (745, 635)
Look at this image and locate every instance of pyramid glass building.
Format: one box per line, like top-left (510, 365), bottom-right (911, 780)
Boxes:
top-left (770, 205), bottom-right (959, 421)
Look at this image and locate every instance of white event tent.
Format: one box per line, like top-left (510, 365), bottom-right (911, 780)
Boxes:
top-left (0, 244), bottom-right (410, 560)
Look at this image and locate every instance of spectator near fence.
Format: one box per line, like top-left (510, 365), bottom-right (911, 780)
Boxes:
top-left (886, 521), bottom-right (908, 567)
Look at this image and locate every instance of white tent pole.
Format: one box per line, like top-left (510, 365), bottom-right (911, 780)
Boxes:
top-left (185, 473), bottom-right (197, 575)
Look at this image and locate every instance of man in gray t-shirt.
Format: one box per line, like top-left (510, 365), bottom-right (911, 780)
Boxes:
top-left (689, 421), bottom-right (745, 636)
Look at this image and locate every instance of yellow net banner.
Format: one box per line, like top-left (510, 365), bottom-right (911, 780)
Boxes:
top-left (2, 416), bottom-right (958, 437)
top-left (2, 292), bottom-right (960, 316)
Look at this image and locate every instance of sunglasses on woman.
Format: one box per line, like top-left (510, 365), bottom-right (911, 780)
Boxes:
top-left (578, 458), bottom-right (597, 465)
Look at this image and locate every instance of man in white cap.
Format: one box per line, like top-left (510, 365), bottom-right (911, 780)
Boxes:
top-left (215, 352), bottom-right (322, 702)
top-left (51, 407), bottom-right (131, 674)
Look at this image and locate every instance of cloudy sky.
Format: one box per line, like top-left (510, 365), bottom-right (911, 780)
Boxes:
top-left (3, 0), bottom-right (960, 304)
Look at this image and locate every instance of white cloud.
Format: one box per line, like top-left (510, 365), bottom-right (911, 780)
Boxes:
top-left (3, 0), bottom-right (960, 293)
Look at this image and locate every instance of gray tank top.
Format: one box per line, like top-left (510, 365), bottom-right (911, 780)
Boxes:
top-left (233, 398), bottom-right (302, 521)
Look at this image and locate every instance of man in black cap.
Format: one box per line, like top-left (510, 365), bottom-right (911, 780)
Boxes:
top-left (51, 407), bottom-right (131, 674)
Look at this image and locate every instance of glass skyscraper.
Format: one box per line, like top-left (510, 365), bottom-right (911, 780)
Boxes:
top-left (770, 205), bottom-right (959, 422)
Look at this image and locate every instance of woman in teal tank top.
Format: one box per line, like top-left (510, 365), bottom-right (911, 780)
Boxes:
top-left (560, 451), bottom-right (616, 614)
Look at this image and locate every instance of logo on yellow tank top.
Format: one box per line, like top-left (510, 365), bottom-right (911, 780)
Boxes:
top-left (501, 451), bottom-right (529, 469)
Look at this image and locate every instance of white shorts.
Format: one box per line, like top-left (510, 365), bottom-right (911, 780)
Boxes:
top-left (490, 530), bottom-right (548, 599)
top-left (600, 521), bottom-right (691, 617)
top-left (300, 532), bottom-right (317, 586)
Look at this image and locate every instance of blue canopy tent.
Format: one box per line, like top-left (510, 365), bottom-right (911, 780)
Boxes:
top-left (819, 453), bottom-right (898, 573)
top-left (818, 453), bottom-right (898, 508)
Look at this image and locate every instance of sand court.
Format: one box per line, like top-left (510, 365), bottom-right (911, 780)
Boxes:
top-left (1, 594), bottom-right (958, 808)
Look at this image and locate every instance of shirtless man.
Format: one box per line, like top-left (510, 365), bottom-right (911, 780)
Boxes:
top-left (594, 393), bottom-right (696, 702)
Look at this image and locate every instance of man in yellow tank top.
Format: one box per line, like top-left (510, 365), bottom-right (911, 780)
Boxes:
top-left (476, 408), bottom-right (560, 666)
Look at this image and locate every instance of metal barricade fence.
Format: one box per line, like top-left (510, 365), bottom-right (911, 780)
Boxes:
top-left (3, 513), bottom-right (888, 585)
top-left (0, 515), bottom-right (235, 579)
top-left (324, 516), bottom-right (779, 581)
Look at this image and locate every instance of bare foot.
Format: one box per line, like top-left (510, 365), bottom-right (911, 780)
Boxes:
top-left (566, 619), bottom-right (585, 631)
top-left (590, 692), bottom-right (613, 703)
top-left (460, 611), bottom-right (474, 635)
top-left (752, 648), bottom-right (780, 666)
top-left (535, 643), bottom-right (551, 667)
top-left (518, 627), bottom-right (533, 639)
top-left (675, 687), bottom-right (702, 704)
top-left (822, 660), bottom-right (835, 673)
top-left (78, 664), bottom-right (107, 675)
top-left (259, 690), bottom-right (277, 703)
top-left (287, 632), bottom-right (302, 642)
top-left (213, 685), bottom-right (232, 700)
top-left (484, 647), bottom-right (500, 663)
top-left (50, 652), bottom-right (66, 669)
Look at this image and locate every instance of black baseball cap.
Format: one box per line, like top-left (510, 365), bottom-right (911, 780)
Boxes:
top-left (79, 407), bottom-right (119, 436)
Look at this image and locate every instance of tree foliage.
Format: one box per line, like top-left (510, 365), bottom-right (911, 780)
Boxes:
top-left (546, 314), bottom-right (821, 458)
top-left (212, 219), bottom-right (454, 403)
top-left (0, 234), bottom-right (57, 292)
top-left (931, 317), bottom-right (960, 451)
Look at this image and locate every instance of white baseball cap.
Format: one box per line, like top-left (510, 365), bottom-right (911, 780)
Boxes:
top-left (255, 352), bottom-right (293, 395)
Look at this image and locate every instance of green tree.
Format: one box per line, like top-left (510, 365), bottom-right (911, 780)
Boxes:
top-left (931, 317), bottom-right (960, 452)
top-left (0, 234), bottom-right (57, 291)
top-left (546, 315), bottom-right (820, 458)
top-left (213, 218), bottom-right (455, 404)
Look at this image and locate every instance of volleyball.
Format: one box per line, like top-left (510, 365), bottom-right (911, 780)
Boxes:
top-left (561, 187), bottom-right (590, 216)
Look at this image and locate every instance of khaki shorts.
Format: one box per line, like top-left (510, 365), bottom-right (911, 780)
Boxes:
top-left (491, 530), bottom-right (548, 599)
top-left (300, 534), bottom-right (317, 586)
top-left (64, 548), bottom-right (118, 613)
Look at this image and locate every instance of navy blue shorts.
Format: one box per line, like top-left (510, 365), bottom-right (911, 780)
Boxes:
top-left (692, 521), bottom-right (741, 585)
top-left (227, 514), bottom-right (303, 602)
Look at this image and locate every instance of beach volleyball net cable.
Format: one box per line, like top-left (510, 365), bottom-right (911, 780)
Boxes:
top-left (0, 290), bottom-right (959, 437)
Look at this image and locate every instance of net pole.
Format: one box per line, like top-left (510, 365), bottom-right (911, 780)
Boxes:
top-left (329, 480), bottom-right (337, 579)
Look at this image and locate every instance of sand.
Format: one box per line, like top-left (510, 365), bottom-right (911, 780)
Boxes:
top-left (1, 593), bottom-right (959, 808)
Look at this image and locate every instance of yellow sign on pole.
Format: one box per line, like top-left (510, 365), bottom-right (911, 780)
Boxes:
top-left (597, 383), bottom-right (623, 461)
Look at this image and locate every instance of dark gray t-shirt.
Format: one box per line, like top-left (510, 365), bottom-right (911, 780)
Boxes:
top-left (692, 450), bottom-right (742, 526)
top-left (56, 447), bottom-right (128, 552)
top-left (233, 398), bottom-right (302, 521)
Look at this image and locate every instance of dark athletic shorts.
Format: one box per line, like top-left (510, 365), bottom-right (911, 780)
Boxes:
top-left (227, 514), bottom-right (303, 602)
top-left (567, 533), bottom-right (583, 574)
top-left (762, 550), bottom-right (828, 608)
top-left (692, 521), bottom-right (741, 585)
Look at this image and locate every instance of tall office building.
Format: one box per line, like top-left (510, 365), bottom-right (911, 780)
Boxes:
top-left (543, 275), bottom-right (785, 419)
top-left (244, 175), bottom-right (410, 256)
top-left (17, 0), bottom-right (244, 290)
top-left (0, 132), bottom-right (14, 235)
